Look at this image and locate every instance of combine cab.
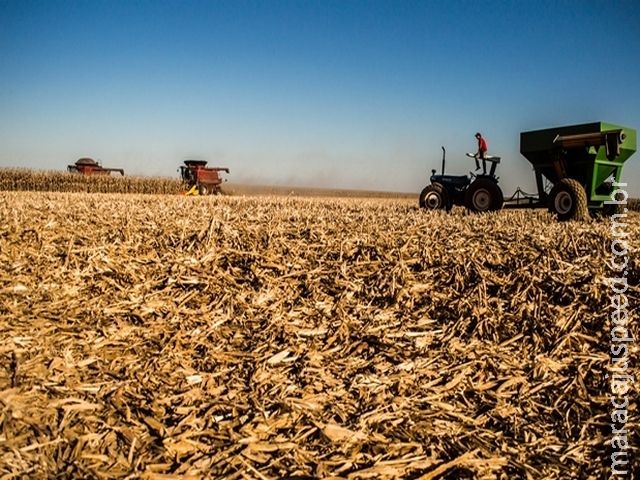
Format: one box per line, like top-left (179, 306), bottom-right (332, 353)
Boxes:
top-left (68, 158), bottom-right (124, 176)
top-left (179, 160), bottom-right (229, 195)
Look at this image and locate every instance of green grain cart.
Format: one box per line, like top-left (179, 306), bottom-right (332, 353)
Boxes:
top-left (516, 122), bottom-right (636, 220)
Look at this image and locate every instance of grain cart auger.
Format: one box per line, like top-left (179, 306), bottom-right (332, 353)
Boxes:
top-left (179, 160), bottom-right (229, 195)
top-left (419, 147), bottom-right (504, 213)
top-left (517, 122), bottom-right (636, 221)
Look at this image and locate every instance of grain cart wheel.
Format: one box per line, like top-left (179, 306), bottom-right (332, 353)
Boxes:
top-left (419, 183), bottom-right (449, 210)
top-left (465, 178), bottom-right (503, 213)
top-left (548, 178), bottom-right (588, 221)
top-left (602, 192), bottom-right (625, 217)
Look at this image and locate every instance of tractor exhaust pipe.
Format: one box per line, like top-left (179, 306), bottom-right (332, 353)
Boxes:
top-left (441, 146), bottom-right (446, 175)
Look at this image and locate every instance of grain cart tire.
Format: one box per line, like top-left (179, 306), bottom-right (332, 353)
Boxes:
top-left (465, 178), bottom-right (503, 213)
top-left (419, 183), bottom-right (449, 210)
top-left (548, 178), bottom-right (588, 221)
top-left (602, 192), bottom-right (625, 217)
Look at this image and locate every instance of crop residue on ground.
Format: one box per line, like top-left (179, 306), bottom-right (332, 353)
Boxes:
top-left (0, 192), bottom-right (638, 479)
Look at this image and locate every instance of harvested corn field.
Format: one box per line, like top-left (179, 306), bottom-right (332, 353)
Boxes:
top-left (0, 191), bottom-right (638, 479)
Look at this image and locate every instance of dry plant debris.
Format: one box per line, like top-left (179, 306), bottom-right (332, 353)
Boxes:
top-left (0, 191), bottom-right (638, 479)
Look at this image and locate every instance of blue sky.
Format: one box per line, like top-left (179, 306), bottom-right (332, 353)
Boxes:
top-left (1, 0), bottom-right (639, 194)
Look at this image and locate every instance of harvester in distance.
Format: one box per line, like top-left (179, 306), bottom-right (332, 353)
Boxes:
top-left (179, 160), bottom-right (230, 195)
top-left (68, 158), bottom-right (124, 176)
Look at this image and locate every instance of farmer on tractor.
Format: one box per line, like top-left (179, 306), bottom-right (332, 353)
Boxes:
top-left (474, 132), bottom-right (488, 171)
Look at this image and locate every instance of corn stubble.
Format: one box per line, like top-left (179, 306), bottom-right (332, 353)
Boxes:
top-left (0, 191), bottom-right (638, 479)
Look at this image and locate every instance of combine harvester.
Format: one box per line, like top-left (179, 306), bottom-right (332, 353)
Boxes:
top-left (179, 160), bottom-right (230, 195)
top-left (67, 157), bottom-right (124, 176)
top-left (419, 122), bottom-right (636, 220)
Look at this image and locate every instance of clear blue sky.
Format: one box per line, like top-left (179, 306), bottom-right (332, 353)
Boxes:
top-left (1, 0), bottom-right (639, 194)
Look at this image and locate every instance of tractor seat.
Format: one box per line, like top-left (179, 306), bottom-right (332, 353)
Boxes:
top-left (466, 152), bottom-right (501, 164)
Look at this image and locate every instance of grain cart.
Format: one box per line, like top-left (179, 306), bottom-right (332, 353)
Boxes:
top-left (419, 147), bottom-right (504, 212)
top-left (67, 157), bottom-right (124, 176)
top-left (179, 160), bottom-right (229, 195)
top-left (518, 122), bottom-right (636, 220)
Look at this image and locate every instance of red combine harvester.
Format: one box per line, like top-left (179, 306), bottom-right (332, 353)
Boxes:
top-left (68, 158), bottom-right (124, 176)
top-left (179, 160), bottom-right (229, 195)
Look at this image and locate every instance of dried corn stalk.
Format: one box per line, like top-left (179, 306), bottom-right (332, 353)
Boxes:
top-left (0, 191), bottom-right (638, 479)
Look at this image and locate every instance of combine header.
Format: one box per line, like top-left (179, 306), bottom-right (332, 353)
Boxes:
top-left (68, 158), bottom-right (124, 176)
top-left (419, 122), bottom-right (636, 220)
top-left (179, 160), bottom-right (229, 195)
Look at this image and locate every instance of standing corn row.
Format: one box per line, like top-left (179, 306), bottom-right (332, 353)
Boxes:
top-left (0, 168), bottom-right (184, 194)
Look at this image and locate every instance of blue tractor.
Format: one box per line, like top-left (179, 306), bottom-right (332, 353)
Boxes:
top-left (419, 147), bottom-right (504, 212)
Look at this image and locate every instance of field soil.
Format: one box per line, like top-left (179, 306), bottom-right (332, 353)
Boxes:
top-left (0, 191), bottom-right (638, 479)
top-left (223, 183), bottom-right (416, 199)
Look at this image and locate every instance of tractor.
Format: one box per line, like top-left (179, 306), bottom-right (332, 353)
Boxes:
top-left (419, 122), bottom-right (636, 220)
top-left (179, 160), bottom-right (229, 195)
top-left (68, 158), bottom-right (124, 176)
top-left (419, 147), bottom-right (503, 213)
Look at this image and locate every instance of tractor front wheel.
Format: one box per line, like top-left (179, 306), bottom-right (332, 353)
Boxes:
top-left (419, 183), bottom-right (449, 210)
top-left (464, 178), bottom-right (503, 213)
top-left (548, 178), bottom-right (588, 221)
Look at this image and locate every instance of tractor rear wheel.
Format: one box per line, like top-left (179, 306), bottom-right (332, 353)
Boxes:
top-left (548, 178), bottom-right (588, 221)
top-left (464, 178), bottom-right (503, 213)
top-left (419, 183), bottom-right (449, 210)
